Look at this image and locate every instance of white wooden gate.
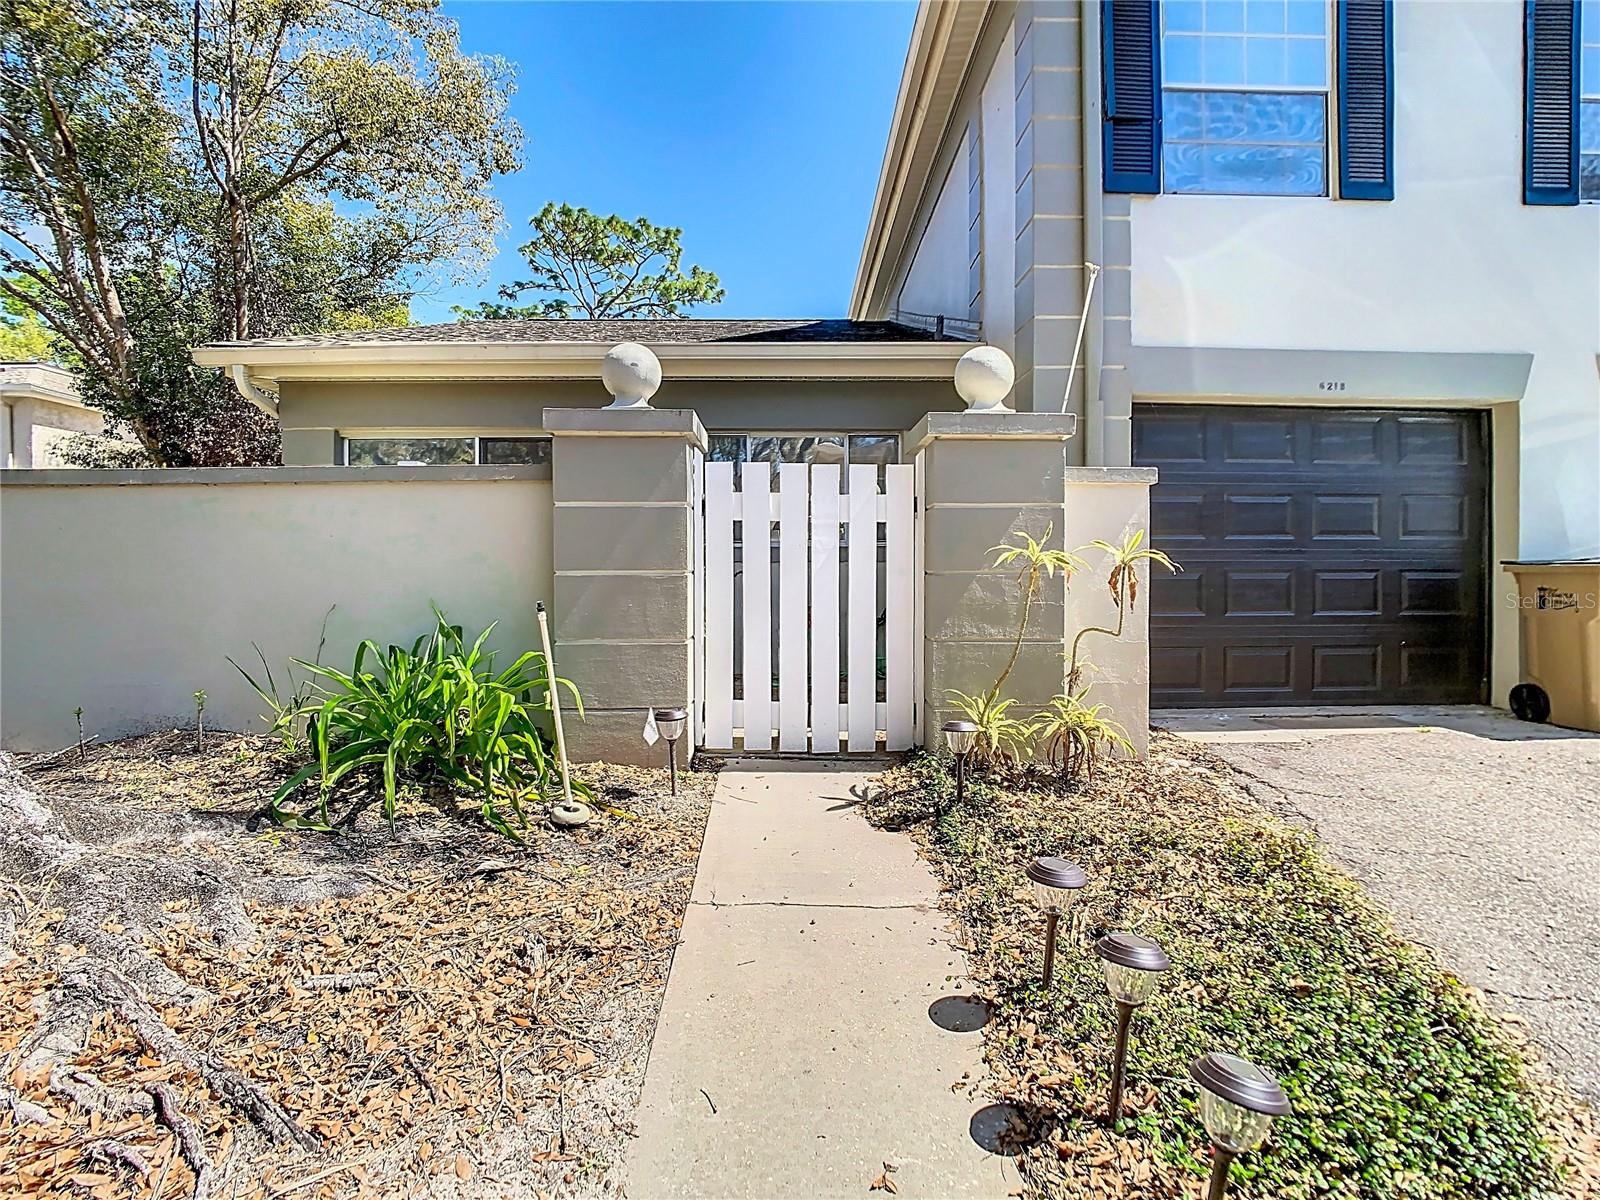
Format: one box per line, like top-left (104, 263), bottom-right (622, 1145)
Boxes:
top-left (702, 461), bottom-right (916, 753)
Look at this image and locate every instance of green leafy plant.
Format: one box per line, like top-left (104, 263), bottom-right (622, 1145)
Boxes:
top-left (1066, 530), bottom-right (1178, 691)
top-left (193, 690), bottom-right (207, 748)
top-left (1033, 689), bottom-right (1133, 781)
top-left (944, 527), bottom-right (1086, 771)
top-left (945, 691), bottom-right (1037, 769)
top-left (270, 608), bottom-right (585, 840)
top-left (228, 608), bottom-right (334, 751)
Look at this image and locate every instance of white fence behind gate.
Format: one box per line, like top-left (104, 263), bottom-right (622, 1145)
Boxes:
top-left (702, 461), bottom-right (915, 753)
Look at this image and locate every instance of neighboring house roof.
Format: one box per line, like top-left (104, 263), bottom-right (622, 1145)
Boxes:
top-left (204, 318), bottom-right (962, 347)
top-left (0, 361), bottom-right (94, 411)
top-left (850, 1), bottom-right (993, 320)
top-left (192, 319), bottom-right (973, 391)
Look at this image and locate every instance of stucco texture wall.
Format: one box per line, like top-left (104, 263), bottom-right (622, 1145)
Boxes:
top-left (0, 469), bottom-right (554, 750)
top-left (276, 379), bottom-right (961, 466)
top-left (1129, 0), bottom-right (1600, 561)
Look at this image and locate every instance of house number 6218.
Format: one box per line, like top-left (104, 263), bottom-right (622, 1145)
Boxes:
top-left (1318, 381), bottom-right (1347, 392)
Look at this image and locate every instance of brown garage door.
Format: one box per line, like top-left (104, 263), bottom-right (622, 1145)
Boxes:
top-left (1133, 404), bottom-right (1489, 708)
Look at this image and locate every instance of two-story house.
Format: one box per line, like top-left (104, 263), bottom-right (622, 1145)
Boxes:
top-left (852, 0), bottom-right (1599, 711)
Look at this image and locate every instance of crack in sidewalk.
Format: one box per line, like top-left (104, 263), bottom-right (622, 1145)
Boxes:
top-left (690, 898), bottom-right (932, 912)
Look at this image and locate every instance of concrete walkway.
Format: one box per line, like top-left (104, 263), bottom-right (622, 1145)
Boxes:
top-left (625, 760), bottom-right (1015, 1200)
top-left (1159, 705), bottom-right (1600, 1100)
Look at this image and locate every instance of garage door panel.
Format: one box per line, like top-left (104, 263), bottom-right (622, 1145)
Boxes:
top-left (1136, 404), bottom-right (1488, 708)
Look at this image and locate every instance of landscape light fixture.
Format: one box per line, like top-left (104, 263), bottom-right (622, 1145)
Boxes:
top-left (1024, 856), bottom-right (1086, 987)
top-left (941, 720), bottom-right (979, 811)
top-left (1189, 1052), bottom-right (1293, 1200)
top-left (652, 707), bottom-right (688, 796)
top-left (1094, 932), bottom-right (1172, 1125)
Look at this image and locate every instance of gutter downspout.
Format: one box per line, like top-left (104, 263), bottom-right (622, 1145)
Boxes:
top-left (1080, 0), bottom-right (1107, 466)
top-left (229, 364), bottom-right (280, 419)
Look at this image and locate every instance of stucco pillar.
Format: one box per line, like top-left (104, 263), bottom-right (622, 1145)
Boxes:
top-left (911, 411), bottom-right (1077, 747)
top-left (1012, 0), bottom-right (1089, 448)
top-left (546, 407), bottom-right (705, 765)
top-left (910, 409), bottom-right (1158, 756)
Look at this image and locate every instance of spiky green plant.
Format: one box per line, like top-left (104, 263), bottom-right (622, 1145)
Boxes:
top-left (946, 690), bottom-right (1037, 769)
top-left (1033, 689), bottom-right (1134, 781)
top-left (268, 607), bottom-right (586, 839)
top-left (1066, 530), bottom-right (1178, 690)
top-left (228, 607), bottom-right (334, 751)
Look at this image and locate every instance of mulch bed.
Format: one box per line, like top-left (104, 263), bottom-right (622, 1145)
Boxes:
top-left (2, 731), bottom-right (716, 1200)
top-left (864, 735), bottom-right (1600, 1200)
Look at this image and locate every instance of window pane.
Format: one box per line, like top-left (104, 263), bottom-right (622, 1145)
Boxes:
top-left (1202, 35), bottom-right (1246, 84)
top-left (709, 435), bottom-right (747, 462)
top-left (847, 435), bottom-right (899, 466)
top-left (346, 437), bottom-right (474, 466)
top-left (480, 437), bottom-right (551, 465)
top-left (1207, 0), bottom-right (1246, 33)
top-left (1285, 37), bottom-right (1327, 87)
top-left (746, 436), bottom-right (781, 465)
top-left (1165, 34), bottom-right (1204, 85)
top-left (1244, 38), bottom-right (1286, 86)
top-left (1164, 91), bottom-right (1326, 194)
top-left (1166, 0), bottom-right (1204, 32)
top-left (1581, 99), bottom-right (1600, 155)
top-left (1245, 0), bottom-right (1286, 34)
top-left (1582, 153), bottom-right (1600, 202)
top-left (777, 436), bottom-right (844, 465)
top-left (1285, 0), bottom-right (1324, 34)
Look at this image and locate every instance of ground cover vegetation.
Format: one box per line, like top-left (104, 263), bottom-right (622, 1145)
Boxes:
top-left (865, 744), bottom-right (1600, 1199)
top-left (1, 726), bottom-right (716, 1199)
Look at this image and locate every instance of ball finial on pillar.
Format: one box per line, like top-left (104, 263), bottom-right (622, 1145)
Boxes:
top-left (953, 345), bottom-right (1016, 412)
top-left (601, 342), bottom-right (663, 409)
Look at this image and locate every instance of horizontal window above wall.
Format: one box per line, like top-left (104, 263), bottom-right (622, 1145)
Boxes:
top-left (342, 435), bottom-right (551, 467)
top-left (708, 433), bottom-right (900, 489)
top-left (1162, 89), bottom-right (1327, 195)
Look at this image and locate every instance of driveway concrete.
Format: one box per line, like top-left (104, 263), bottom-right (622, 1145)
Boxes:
top-left (1158, 705), bottom-right (1600, 1100)
top-left (625, 761), bottom-right (1016, 1200)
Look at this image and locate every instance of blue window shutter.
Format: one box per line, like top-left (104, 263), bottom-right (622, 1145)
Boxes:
top-left (1524, 0), bottom-right (1580, 205)
top-left (1102, 0), bottom-right (1161, 194)
top-left (1337, 0), bottom-right (1394, 200)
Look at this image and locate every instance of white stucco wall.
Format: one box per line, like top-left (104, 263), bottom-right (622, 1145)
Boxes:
top-left (1129, 0), bottom-right (1600, 560)
top-left (980, 24), bottom-right (1017, 356)
top-left (897, 132), bottom-right (973, 323)
top-left (0, 469), bottom-right (555, 750)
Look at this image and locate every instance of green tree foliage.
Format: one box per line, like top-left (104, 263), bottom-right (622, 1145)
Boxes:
top-left (1, 0), bottom-right (522, 464)
top-left (0, 283), bottom-right (56, 361)
top-left (455, 202), bottom-right (725, 320)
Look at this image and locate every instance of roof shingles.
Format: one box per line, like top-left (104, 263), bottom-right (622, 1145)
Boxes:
top-left (210, 318), bottom-right (958, 348)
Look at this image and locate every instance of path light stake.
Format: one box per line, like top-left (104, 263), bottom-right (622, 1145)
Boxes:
top-left (653, 708), bottom-right (688, 796)
top-left (1025, 856), bottom-right (1086, 987)
top-left (1094, 932), bottom-right (1172, 1124)
top-left (1189, 1052), bottom-right (1293, 1200)
top-left (941, 720), bottom-right (978, 812)
top-left (535, 602), bottom-right (575, 809)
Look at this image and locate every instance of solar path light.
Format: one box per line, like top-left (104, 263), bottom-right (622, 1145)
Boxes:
top-left (941, 720), bottom-right (978, 811)
top-left (1093, 932), bottom-right (1172, 1124)
top-left (652, 707), bottom-right (688, 796)
top-left (1189, 1052), bottom-right (1292, 1200)
top-left (1024, 856), bottom-right (1086, 987)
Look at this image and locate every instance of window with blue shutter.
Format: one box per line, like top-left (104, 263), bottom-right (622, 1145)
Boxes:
top-left (1338, 0), bottom-right (1394, 199)
top-left (1102, 0), bottom-right (1162, 193)
top-left (1524, 0), bottom-right (1582, 204)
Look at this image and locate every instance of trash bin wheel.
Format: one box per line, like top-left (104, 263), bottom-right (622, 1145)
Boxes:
top-left (1510, 683), bottom-right (1551, 723)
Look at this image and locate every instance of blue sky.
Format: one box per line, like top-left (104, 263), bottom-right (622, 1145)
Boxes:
top-left (416, 1), bottom-right (918, 324)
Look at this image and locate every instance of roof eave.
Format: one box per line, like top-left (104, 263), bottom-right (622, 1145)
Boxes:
top-left (849, 0), bottom-right (994, 320)
top-left (190, 339), bottom-right (973, 387)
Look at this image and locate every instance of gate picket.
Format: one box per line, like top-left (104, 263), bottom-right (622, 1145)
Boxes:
top-left (700, 460), bottom-right (915, 753)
